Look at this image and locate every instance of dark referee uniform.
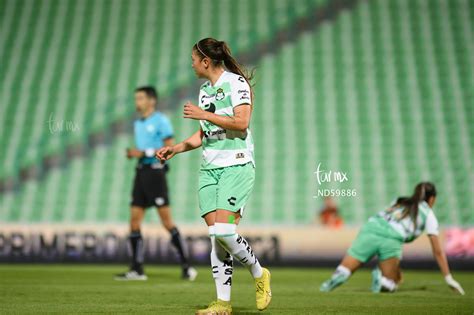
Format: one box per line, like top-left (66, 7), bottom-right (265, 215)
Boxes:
top-left (117, 107), bottom-right (195, 280)
top-left (132, 111), bottom-right (173, 208)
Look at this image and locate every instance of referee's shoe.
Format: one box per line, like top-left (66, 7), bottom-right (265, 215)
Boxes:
top-left (115, 270), bottom-right (148, 281)
top-left (115, 267), bottom-right (198, 281)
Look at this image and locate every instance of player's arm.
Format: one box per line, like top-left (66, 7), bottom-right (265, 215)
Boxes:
top-left (127, 147), bottom-right (163, 159)
top-left (428, 234), bottom-right (465, 295)
top-left (126, 148), bottom-right (144, 159)
top-left (428, 234), bottom-right (450, 276)
top-left (183, 101), bottom-right (251, 132)
top-left (156, 129), bottom-right (203, 161)
top-left (163, 137), bottom-right (174, 147)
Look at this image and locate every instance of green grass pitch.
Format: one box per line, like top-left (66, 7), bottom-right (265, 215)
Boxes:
top-left (1, 265), bottom-right (473, 314)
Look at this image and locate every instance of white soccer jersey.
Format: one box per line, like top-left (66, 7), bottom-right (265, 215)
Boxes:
top-left (198, 71), bottom-right (254, 170)
top-left (377, 201), bottom-right (439, 242)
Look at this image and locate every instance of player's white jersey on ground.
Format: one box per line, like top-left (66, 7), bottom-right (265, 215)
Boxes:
top-left (377, 201), bottom-right (439, 242)
top-left (198, 71), bottom-right (254, 170)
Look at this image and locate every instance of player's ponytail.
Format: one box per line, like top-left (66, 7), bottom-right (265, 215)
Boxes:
top-left (394, 182), bottom-right (437, 230)
top-left (220, 41), bottom-right (254, 87)
top-left (193, 38), bottom-right (254, 89)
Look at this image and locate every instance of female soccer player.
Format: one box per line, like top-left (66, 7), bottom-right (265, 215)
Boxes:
top-left (320, 182), bottom-right (465, 295)
top-left (156, 38), bottom-right (272, 314)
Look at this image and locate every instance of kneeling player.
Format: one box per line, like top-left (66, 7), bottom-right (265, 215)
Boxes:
top-left (320, 182), bottom-right (464, 294)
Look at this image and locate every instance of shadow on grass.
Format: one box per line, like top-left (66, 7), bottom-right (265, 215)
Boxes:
top-left (338, 285), bottom-right (430, 293)
top-left (231, 308), bottom-right (262, 315)
top-left (141, 270), bottom-right (183, 281)
top-left (397, 285), bottom-right (429, 292)
top-left (193, 305), bottom-right (261, 315)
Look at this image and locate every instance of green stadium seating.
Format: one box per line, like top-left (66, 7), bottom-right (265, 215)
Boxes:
top-left (0, 0), bottom-right (326, 180)
top-left (0, 0), bottom-right (472, 225)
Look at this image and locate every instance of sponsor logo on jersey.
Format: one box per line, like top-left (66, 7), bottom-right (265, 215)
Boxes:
top-left (235, 152), bottom-right (245, 159)
top-left (203, 128), bottom-right (226, 138)
top-left (201, 94), bottom-right (213, 104)
top-left (238, 89), bottom-right (250, 101)
top-left (238, 76), bottom-right (245, 82)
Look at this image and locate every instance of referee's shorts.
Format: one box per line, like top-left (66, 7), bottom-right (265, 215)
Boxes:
top-left (131, 162), bottom-right (169, 208)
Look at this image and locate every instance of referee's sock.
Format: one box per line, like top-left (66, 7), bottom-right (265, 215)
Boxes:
top-left (169, 227), bottom-right (190, 271)
top-left (129, 230), bottom-right (144, 274)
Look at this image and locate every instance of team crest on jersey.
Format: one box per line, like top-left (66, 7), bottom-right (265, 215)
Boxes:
top-left (215, 88), bottom-right (225, 101)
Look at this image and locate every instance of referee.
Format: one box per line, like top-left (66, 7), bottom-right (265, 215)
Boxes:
top-left (115, 86), bottom-right (197, 281)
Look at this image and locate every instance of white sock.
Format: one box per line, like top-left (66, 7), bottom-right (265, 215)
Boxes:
top-left (214, 223), bottom-right (263, 279)
top-left (209, 225), bottom-right (233, 302)
top-left (381, 276), bottom-right (397, 292)
top-left (334, 265), bottom-right (352, 279)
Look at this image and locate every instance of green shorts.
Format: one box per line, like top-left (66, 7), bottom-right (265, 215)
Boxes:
top-left (347, 218), bottom-right (403, 263)
top-left (198, 162), bottom-right (255, 217)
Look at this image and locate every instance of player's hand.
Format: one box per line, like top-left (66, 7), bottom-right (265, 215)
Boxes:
top-left (445, 274), bottom-right (465, 295)
top-left (183, 101), bottom-right (208, 120)
top-left (156, 146), bottom-right (176, 161)
top-left (126, 148), bottom-right (144, 159)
